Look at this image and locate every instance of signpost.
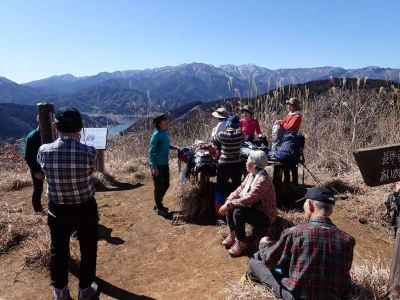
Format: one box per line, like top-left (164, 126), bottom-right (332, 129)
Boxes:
top-left (353, 144), bottom-right (400, 298)
top-left (37, 102), bottom-right (55, 144)
top-left (80, 128), bottom-right (108, 173)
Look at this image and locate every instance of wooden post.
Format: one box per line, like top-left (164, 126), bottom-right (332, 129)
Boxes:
top-left (389, 234), bottom-right (400, 298)
top-left (37, 102), bottom-right (55, 144)
top-left (96, 150), bottom-right (105, 173)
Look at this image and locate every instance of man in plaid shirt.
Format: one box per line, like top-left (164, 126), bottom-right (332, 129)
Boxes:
top-left (248, 187), bottom-right (355, 300)
top-left (38, 108), bottom-right (98, 300)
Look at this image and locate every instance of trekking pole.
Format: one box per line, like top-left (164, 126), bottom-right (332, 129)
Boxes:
top-left (299, 162), bottom-right (340, 195)
top-left (300, 162), bottom-right (322, 185)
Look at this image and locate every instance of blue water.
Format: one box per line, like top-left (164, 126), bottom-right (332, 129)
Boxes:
top-left (108, 122), bottom-right (135, 136)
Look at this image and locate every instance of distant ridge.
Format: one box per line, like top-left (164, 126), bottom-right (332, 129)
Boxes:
top-left (0, 63), bottom-right (399, 115)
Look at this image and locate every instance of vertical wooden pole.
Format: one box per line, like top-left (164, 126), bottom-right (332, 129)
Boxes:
top-left (96, 150), bottom-right (105, 173)
top-left (37, 102), bottom-right (55, 144)
top-left (389, 234), bottom-right (400, 299)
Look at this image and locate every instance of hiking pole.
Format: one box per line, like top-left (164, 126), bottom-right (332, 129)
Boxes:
top-left (300, 162), bottom-right (323, 185)
top-left (299, 162), bottom-right (340, 195)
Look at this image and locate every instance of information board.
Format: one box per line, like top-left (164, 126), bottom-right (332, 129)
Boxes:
top-left (353, 143), bottom-right (400, 187)
top-left (80, 128), bottom-right (108, 150)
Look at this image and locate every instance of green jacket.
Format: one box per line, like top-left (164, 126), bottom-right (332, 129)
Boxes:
top-left (25, 128), bottom-right (42, 173)
top-left (148, 129), bottom-right (171, 168)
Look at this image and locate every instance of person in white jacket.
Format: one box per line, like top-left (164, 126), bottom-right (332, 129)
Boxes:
top-left (211, 107), bottom-right (229, 138)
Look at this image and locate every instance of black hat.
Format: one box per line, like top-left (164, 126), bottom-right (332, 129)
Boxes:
top-left (153, 113), bottom-right (168, 126)
top-left (240, 105), bottom-right (253, 114)
top-left (298, 187), bottom-right (335, 205)
top-left (54, 107), bottom-right (83, 133)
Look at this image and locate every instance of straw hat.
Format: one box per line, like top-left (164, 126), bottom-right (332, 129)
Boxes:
top-left (212, 107), bottom-right (229, 119)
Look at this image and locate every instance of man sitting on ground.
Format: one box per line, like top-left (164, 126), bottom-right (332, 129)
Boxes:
top-left (247, 187), bottom-right (355, 300)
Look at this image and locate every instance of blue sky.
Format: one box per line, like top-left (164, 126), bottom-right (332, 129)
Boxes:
top-left (1, 0), bottom-right (399, 83)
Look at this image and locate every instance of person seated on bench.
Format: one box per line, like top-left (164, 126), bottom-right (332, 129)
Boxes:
top-left (247, 187), bottom-right (355, 300)
top-left (271, 97), bottom-right (302, 158)
top-left (240, 105), bottom-right (263, 141)
top-left (277, 97), bottom-right (302, 133)
top-left (219, 150), bottom-right (277, 257)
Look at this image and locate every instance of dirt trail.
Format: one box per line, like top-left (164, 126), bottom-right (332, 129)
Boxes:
top-left (0, 176), bottom-right (394, 300)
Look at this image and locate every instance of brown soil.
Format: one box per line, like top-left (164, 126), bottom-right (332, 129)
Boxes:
top-left (0, 174), bottom-right (394, 300)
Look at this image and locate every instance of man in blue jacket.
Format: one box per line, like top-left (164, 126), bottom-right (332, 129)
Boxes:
top-left (148, 114), bottom-right (179, 218)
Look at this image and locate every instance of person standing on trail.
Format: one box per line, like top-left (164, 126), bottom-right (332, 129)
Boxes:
top-left (148, 113), bottom-right (179, 218)
top-left (213, 116), bottom-right (245, 215)
top-left (211, 107), bottom-right (230, 139)
top-left (24, 115), bottom-right (44, 213)
top-left (37, 108), bottom-right (99, 300)
top-left (247, 187), bottom-right (355, 300)
top-left (219, 150), bottom-right (276, 257)
top-left (239, 105), bottom-right (263, 141)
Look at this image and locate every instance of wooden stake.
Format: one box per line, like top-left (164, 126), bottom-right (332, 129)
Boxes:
top-left (389, 234), bottom-right (400, 299)
top-left (96, 150), bottom-right (105, 173)
top-left (37, 102), bottom-right (55, 144)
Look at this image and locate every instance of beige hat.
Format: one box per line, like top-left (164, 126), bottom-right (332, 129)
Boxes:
top-left (248, 150), bottom-right (269, 169)
top-left (286, 97), bottom-right (299, 105)
top-left (212, 107), bottom-right (229, 119)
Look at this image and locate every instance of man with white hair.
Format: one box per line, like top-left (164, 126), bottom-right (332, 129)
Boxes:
top-left (219, 150), bottom-right (277, 257)
top-left (247, 187), bottom-right (355, 300)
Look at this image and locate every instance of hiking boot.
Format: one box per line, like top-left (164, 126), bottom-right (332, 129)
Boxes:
top-left (78, 282), bottom-right (99, 300)
top-left (228, 240), bottom-right (248, 257)
top-left (53, 287), bottom-right (72, 300)
top-left (222, 231), bottom-right (235, 249)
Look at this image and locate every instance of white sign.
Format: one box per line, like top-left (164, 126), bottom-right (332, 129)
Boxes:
top-left (80, 128), bottom-right (108, 150)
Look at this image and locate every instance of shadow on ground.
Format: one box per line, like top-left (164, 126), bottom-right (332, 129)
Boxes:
top-left (97, 224), bottom-right (125, 245)
top-left (69, 260), bottom-right (155, 300)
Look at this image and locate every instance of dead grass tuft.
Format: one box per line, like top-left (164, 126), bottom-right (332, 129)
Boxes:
top-left (225, 281), bottom-right (276, 300)
top-left (351, 261), bottom-right (390, 300)
top-left (175, 181), bottom-right (215, 223)
top-left (0, 202), bottom-right (51, 270)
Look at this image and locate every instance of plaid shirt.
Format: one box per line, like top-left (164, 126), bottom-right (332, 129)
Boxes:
top-left (37, 137), bottom-right (96, 205)
top-left (262, 217), bottom-right (355, 300)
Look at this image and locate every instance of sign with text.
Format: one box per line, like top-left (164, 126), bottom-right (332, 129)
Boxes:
top-left (80, 128), bottom-right (108, 150)
top-left (353, 144), bottom-right (400, 187)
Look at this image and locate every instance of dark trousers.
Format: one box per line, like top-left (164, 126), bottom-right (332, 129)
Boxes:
top-left (227, 207), bottom-right (269, 241)
top-left (217, 162), bottom-right (243, 199)
top-left (48, 200), bottom-right (98, 289)
top-left (248, 257), bottom-right (295, 300)
top-left (153, 165), bottom-right (170, 209)
top-left (30, 171), bottom-right (44, 212)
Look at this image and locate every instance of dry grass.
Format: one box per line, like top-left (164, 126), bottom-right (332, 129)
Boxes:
top-left (175, 181), bottom-right (215, 223)
top-left (0, 202), bottom-right (51, 270)
top-left (225, 281), bottom-right (276, 300)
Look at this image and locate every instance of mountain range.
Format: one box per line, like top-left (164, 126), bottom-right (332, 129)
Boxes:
top-left (0, 63), bottom-right (399, 115)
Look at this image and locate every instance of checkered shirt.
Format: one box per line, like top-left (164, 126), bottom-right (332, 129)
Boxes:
top-left (263, 217), bottom-right (355, 300)
top-left (37, 137), bottom-right (96, 205)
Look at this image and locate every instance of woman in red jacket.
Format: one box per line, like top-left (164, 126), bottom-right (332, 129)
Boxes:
top-left (278, 97), bottom-right (302, 133)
